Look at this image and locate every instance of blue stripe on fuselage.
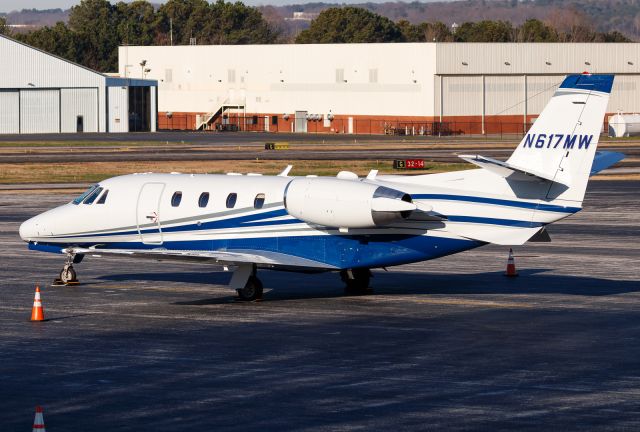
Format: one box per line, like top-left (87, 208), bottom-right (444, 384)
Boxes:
top-left (411, 194), bottom-right (580, 213)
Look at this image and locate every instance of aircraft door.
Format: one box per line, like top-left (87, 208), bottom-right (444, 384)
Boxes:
top-left (136, 182), bottom-right (165, 245)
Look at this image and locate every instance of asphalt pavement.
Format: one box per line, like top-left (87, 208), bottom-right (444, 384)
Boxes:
top-left (0, 181), bottom-right (639, 431)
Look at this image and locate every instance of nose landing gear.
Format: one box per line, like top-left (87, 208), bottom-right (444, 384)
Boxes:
top-left (53, 253), bottom-right (82, 286)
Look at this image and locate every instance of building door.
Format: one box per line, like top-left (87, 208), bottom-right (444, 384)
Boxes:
top-left (128, 86), bottom-right (151, 132)
top-left (295, 111), bottom-right (307, 133)
top-left (20, 89), bottom-right (60, 133)
top-left (0, 91), bottom-right (19, 134)
top-left (136, 182), bottom-right (165, 245)
top-left (76, 116), bottom-right (84, 132)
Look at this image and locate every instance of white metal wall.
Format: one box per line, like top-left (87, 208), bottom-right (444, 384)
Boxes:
top-left (609, 75), bottom-right (640, 113)
top-left (0, 91), bottom-right (19, 133)
top-left (20, 90), bottom-right (60, 133)
top-left (119, 42), bottom-right (640, 120)
top-left (485, 75), bottom-right (524, 117)
top-left (440, 76), bottom-right (483, 117)
top-left (60, 88), bottom-right (98, 133)
top-left (525, 75), bottom-right (562, 115)
top-left (108, 86), bottom-right (128, 132)
top-left (118, 43), bottom-right (437, 117)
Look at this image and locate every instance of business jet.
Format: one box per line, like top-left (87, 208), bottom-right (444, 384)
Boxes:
top-left (19, 74), bottom-right (623, 300)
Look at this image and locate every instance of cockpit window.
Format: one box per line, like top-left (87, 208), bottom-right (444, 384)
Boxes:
top-left (72, 184), bottom-right (98, 205)
top-left (96, 189), bottom-right (109, 204)
top-left (83, 187), bottom-right (103, 205)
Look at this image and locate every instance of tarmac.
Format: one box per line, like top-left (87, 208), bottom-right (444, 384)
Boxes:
top-left (0, 181), bottom-right (639, 431)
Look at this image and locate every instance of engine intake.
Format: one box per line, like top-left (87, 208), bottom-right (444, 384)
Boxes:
top-left (284, 178), bottom-right (415, 229)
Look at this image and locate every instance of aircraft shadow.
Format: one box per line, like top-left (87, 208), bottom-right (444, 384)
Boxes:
top-left (99, 268), bottom-right (640, 303)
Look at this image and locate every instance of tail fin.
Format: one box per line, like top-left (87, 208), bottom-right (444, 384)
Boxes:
top-left (506, 74), bottom-right (614, 203)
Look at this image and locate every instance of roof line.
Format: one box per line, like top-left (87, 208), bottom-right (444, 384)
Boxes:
top-left (0, 33), bottom-right (110, 78)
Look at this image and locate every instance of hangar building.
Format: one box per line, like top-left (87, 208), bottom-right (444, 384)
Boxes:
top-left (118, 42), bottom-right (640, 135)
top-left (0, 34), bottom-right (158, 134)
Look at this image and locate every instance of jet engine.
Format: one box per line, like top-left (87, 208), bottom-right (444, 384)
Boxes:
top-left (283, 178), bottom-right (416, 229)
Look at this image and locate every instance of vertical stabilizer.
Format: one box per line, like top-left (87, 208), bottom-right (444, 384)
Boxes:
top-left (506, 74), bottom-right (614, 203)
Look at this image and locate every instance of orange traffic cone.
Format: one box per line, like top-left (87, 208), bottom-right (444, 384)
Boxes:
top-left (32, 406), bottom-right (46, 431)
top-left (504, 248), bottom-right (518, 277)
top-left (31, 286), bottom-right (45, 322)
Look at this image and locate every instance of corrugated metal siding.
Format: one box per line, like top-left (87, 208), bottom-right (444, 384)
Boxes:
top-left (0, 91), bottom-right (19, 133)
top-left (485, 75), bottom-right (524, 117)
top-left (20, 90), bottom-right (59, 133)
top-left (108, 86), bottom-right (128, 132)
top-left (526, 75), bottom-right (562, 115)
top-left (0, 36), bottom-right (104, 90)
top-left (60, 88), bottom-right (98, 132)
top-left (436, 43), bottom-right (640, 75)
top-left (442, 76), bottom-right (482, 116)
top-left (609, 75), bottom-right (640, 113)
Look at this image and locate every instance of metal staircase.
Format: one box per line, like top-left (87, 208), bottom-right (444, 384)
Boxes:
top-left (196, 100), bottom-right (245, 131)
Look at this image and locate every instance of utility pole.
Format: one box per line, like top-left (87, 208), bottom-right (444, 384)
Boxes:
top-left (170, 18), bottom-right (173, 46)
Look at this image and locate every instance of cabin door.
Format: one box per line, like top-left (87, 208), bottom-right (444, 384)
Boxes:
top-left (136, 182), bottom-right (165, 245)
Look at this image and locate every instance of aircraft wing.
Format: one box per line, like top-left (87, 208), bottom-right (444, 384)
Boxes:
top-left (64, 247), bottom-right (337, 271)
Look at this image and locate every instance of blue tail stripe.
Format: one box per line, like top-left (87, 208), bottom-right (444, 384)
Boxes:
top-left (411, 194), bottom-right (580, 213)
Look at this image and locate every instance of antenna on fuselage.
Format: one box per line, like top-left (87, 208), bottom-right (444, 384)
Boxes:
top-left (278, 165), bottom-right (293, 177)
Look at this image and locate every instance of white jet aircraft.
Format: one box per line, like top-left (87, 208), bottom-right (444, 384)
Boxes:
top-left (20, 74), bottom-right (624, 300)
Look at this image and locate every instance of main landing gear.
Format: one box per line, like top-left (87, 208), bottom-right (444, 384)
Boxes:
top-left (340, 268), bottom-right (372, 295)
top-left (53, 253), bottom-right (82, 286)
top-left (230, 264), bottom-right (263, 301)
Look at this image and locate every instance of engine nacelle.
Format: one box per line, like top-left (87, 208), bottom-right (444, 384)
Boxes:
top-left (284, 178), bottom-right (416, 229)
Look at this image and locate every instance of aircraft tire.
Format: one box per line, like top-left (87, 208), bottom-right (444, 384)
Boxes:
top-left (60, 265), bottom-right (77, 284)
top-left (237, 275), bottom-right (263, 301)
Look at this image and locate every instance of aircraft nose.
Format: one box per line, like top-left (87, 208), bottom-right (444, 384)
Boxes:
top-left (19, 217), bottom-right (39, 241)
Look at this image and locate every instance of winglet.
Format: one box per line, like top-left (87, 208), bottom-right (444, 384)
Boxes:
top-left (366, 170), bottom-right (378, 180)
top-left (278, 165), bottom-right (293, 177)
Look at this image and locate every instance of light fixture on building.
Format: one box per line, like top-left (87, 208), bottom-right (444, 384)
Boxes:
top-left (462, 61), bottom-right (468, 66)
top-left (545, 61), bottom-right (552, 65)
top-left (628, 61), bottom-right (634, 65)
top-left (585, 61), bottom-right (591, 66)
top-left (504, 61), bottom-right (511, 66)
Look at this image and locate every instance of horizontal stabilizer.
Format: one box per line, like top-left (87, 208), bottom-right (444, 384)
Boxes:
top-left (590, 151), bottom-right (625, 175)
top-left (459, 154), bottom-right (568, 185)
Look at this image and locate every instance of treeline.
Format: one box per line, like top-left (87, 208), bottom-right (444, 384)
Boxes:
top-left (296, 7), bottom-right (630, 43)
top-left (0, 0), bottom-right (631, 73)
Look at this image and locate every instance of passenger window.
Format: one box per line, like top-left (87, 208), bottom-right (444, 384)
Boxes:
top-left (171, 191), bottom-right (182, 207)
top-left (83, 187), bottom-right (103, 205)
top-left (72, 184), bottom-right (97, 205)
top-left (226, 193), bottom-right (237, 208)
top-left (96, 189), bottom-right (109, 204)
top-left (254, 193), bottom-right (265, 209)
top-left (198, 192), bottom-right (210, 208)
